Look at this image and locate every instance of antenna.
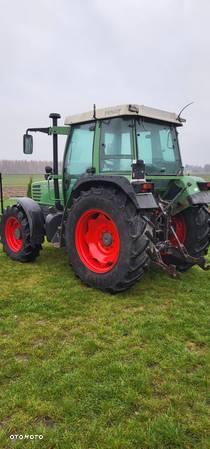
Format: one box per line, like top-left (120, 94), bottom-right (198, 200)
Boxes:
top-left (177, 102), bottom-right (194, 121)
top-left (93, 104), bottom-right (97, 119)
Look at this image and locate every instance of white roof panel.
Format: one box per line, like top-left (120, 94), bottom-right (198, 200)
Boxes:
top-left (64, 104), bottom-right (184, 126)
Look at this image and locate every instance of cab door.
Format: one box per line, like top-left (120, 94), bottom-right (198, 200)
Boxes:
top-left (63, 122), bottom-right (95, 206)
top-left (98, 117), bottom-right (135, 175)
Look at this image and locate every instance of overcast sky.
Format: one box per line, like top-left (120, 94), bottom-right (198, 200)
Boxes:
top-left (0, 0), bottom-right (210, 165)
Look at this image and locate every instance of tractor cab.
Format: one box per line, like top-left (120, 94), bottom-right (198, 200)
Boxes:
top-left (61, 105), bottom-right (184, 206)
top-left (63, 104), bottom-right (183, 177)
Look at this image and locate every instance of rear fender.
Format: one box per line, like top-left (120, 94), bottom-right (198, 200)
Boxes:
top-left (69, 175), bottom-right (158, 210)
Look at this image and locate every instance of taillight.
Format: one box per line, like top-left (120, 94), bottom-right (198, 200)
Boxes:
top-left (139, 182), bottom-right (154, 193)
top-left (132, 181), bottom-right (154, 194)
top-left (197, 182), bottom-right (210, 191)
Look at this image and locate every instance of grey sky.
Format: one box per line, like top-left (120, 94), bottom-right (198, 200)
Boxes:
top-left (0, 0), bottom-right (210, 164)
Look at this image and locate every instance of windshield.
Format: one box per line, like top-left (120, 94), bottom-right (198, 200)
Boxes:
top-left (136, 119), bottom-right (182, 175)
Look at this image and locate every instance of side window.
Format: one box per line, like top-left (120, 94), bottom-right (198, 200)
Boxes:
top-left (137, 131), bottom-right (152, 164)
top-left (100, 117), bottom-right (133, 172)
top-left (65, 122), bottom-right (94, 175)
top-left (159, 128), bottom-right (175, 162)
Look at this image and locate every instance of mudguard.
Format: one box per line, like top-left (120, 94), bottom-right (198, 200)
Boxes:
top-left (16, 197), bottom-right (45, 246)
top-left (45, 211), bottom-right (63, 242)
top-left (72, 175), bottom-right (158, 210)
top-left (188, 191), bottom-right (210, 206)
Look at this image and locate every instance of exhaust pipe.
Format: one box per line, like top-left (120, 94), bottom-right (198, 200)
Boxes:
top-left (49, 113), bottom-right (62, 210)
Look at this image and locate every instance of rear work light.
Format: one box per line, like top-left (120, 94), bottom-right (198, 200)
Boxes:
top-left (197, 182), bottom-right (210, 191)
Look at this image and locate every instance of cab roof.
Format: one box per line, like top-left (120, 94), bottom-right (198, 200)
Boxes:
top-left (64, 104), bottom-right (184, 126)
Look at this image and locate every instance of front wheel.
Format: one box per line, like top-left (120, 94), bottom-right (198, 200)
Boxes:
top-left (65, 187), bottom-right (151, 293)
top-left (1, 206), bottom-right (41, 262)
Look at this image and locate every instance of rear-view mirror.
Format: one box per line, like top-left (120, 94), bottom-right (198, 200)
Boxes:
top-left (23, 134), bottom-right (33, 154)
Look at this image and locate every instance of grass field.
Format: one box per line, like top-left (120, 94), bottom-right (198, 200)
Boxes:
top-left (2, 174), bottom-right (43, 188)
top-left (1, 174), bottom-right (43, 206)
top-left (0, 244), bottom-right (210, 449)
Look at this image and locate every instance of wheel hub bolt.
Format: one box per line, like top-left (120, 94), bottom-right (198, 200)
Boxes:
top-left (102, 232), bottom-right (112, 247)
top-left (14, 228), bottom-right (21, 239)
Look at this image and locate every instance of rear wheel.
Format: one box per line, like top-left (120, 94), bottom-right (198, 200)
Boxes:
top-left (163, 206), bottom-right (210, 271)
top-left (65, 187), bottom-right (151, 293)
top-left (1, 205), bottom-right (41, 262)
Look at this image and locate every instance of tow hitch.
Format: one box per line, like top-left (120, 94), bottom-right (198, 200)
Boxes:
top-left (145, 205), bottom-right (210, 278)
top-left (169, 223), bottom-right (210, 270)
top-left (146, 230), bottom-right (210, 277)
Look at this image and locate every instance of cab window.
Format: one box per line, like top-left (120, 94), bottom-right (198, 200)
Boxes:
top-left (136, 120), bottom-right (181, 175)
top-left (100, 117), bottom-right (133, 172)
top-left (65, 122), bottom-right (94, 175)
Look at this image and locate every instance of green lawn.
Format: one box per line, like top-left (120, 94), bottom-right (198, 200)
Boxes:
top-left (2, 174), bottom-right (43, 188)
top-left (0, 243), bottom-right (210, 449)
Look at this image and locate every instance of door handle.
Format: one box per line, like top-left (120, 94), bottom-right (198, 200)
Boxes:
top-left (64, 175), bottom-right (71, 188)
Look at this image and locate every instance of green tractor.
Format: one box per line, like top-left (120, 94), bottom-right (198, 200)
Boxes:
top-left (0, 104), bottom-right (210, 292)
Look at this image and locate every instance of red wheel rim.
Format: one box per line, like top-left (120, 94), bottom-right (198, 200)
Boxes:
top-left (75, 209), bottom-right (120, 273)
top-left (170, 215), bottom-right (186, 247)
top-left (5, 217), bottom-right (23, 252)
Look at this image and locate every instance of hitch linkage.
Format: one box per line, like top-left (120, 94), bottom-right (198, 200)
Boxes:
top-left (145, 216), bottom-right (210, 278)
top-left (169, 222), bottom-right (210, 270)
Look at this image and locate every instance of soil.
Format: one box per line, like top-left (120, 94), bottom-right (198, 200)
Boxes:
top-left (3, 187), bottom-right (27, 198)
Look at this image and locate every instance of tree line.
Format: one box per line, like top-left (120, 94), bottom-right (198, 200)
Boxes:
top-left (185, 164), bottom-right (210, 174)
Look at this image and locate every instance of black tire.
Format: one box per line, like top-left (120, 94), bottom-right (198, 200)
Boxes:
top-left (164, 206), bottom-right (210, 272)
top-left (1, 205), bottom-right (41, 262)
top-left (65, 186), bottom-right (151, 293)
